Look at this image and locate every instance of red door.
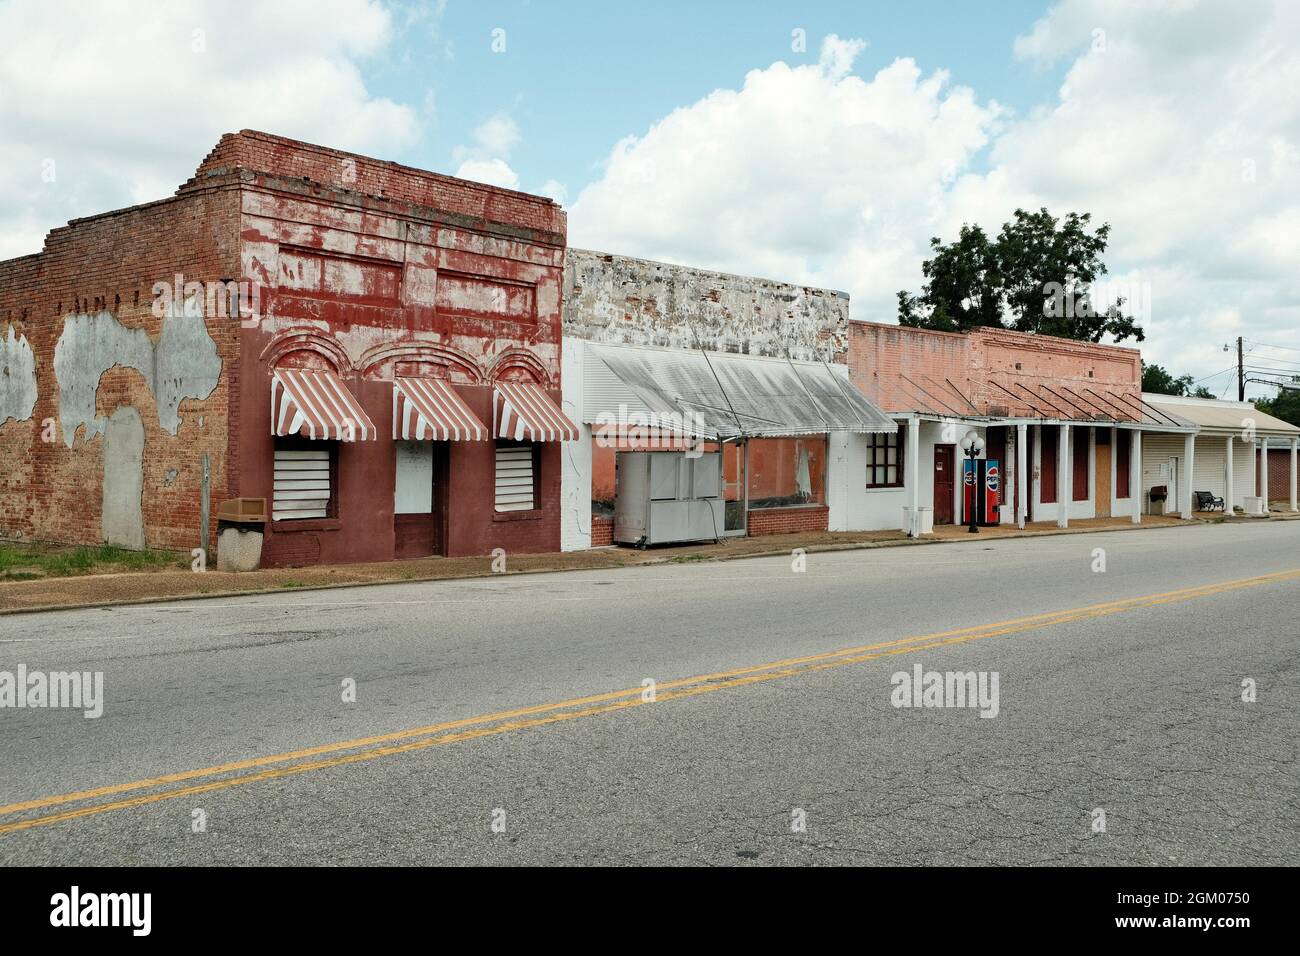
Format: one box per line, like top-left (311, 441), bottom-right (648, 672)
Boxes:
top-left (934, 445), bottom-right (956, 525)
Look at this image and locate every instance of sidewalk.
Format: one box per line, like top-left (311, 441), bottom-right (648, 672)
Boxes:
top-left (0, 513), bottom-right (1220, 616)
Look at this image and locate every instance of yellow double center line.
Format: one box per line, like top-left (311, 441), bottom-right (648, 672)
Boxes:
top-left (2, 568), bottom-right (1296, 836)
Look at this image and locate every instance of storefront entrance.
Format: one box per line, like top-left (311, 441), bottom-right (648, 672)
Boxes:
top-left (394, 440), bottom-right (449, 558)
top-left (934, 444), bottom-right (956, 525)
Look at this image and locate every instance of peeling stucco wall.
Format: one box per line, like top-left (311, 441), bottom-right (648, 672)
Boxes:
top-left (52, 296), bottom-right (222, 447)
top-left (563, 249), bottom-right (851, 361)
top-left (101, 406), bottom-right (145, 550)
top-left (0, 324), bottom-right (38, 424)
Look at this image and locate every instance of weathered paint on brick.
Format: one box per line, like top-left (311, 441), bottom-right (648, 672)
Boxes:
top-left (563, 249), bottom-right (850, 361)
top-left (0, 325), bottom-right (37, 424)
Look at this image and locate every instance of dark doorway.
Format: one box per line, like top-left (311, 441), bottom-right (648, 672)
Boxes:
top-left (934, 444), bottom-right (956, 524)
top-left (394, 441), bottom-right (449, 558)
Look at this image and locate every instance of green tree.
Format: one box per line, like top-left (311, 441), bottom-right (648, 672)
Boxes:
top-left (1256, 387), bottom-right (1300, 427)
top-left (1141, 362), bottom-right (1195, 396)
top-left (898, 207), bottom-right (1143, 343)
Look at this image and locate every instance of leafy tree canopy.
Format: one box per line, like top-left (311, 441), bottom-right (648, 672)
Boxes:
top-left (1141, 362), bottom-right (1216, 397)
top-left (898, 208), bottom-right (1143, 343)
top-left (1256, 387), bottom-right (1300, 427)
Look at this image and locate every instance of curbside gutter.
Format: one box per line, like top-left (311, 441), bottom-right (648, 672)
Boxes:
top-left (0, 516), bottom-right (1226, 617)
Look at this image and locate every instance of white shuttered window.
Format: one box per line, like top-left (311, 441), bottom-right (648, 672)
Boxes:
top-left (273, 446), bottom-right (333, 520)
top-left (494, 444), bottom-right (535, 512)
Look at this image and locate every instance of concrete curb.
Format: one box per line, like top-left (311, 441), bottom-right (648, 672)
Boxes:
top-left (0, 516), bottom-right (1221, 617)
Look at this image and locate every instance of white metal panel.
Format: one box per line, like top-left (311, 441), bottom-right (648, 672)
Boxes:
top-left (394, 440), bottom-right (433, 514)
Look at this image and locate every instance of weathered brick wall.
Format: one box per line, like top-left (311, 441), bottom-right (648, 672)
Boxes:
top-left (591, 515), bottom-right (613, 547)
top-left (1267, 448), bottom-right (1295, 501)
top-left (746, 505), bottom-right (829, 537)
top-left (850, 321), bottom-right (1141, 418)
top-left (188, 130), bottom-right (566, 240)
top-left (0, 184), bottom-right (241, 552)
top-left (227, 132), bottom-right (569, 563)
top-left (564, 249), bottom-right (850, 361)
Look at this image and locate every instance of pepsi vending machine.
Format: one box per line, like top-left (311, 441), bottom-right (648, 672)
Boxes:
top-left (962, 459), bottom-right (1002, 526)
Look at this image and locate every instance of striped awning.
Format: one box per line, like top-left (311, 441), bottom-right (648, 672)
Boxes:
top-left (393, 377), bottom-right (487, 441)
top-left (271, 368), bottom-right (376, 441)
top-left (494, 382), bottom-right (579, 442)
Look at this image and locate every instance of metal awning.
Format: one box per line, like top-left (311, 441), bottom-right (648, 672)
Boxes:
top-left (1144, 395), bottom-right (1300, 438)
top-left (271, 368), bottom-right (376, 441)
top-left (494, 382), bottom-right (579, 442)
top-left (393, 377), bottom-right (487, 441)
top-left (586, 342), bottom-right (896, 440)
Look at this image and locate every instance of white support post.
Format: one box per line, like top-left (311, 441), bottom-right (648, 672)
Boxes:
top-left (1183, 433), bottom-right (1196, 519)
top-left (906, 417), bottom-right (921, 536)
top-left (1258, 442), bottom-right (1268, 515)
top-left (1225, 435), bottom-right (1235, 515)
top-left (1291, 437), bottom-right (1298, 513)
top-left (1131, 430), bottom-right (1143, 524)
top-left (1058, 424), bottom-right (1071, 529)
top-left (1016, 423), bottom-right (1028, 529)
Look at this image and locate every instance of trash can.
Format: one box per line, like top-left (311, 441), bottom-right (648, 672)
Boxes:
top-left (1148, 485), bottom-right (1167, 516)
top-left (215, 498), bottom-right (266, 572)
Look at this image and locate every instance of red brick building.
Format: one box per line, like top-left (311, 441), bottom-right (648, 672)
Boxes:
top-left (0, 131), bottom-right (576, 566)
top-left (847, 321), bottom-right (1197, 531)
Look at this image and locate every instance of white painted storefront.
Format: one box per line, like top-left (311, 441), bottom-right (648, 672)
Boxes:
top-left (1142, 394), bottom-right (1300, 515)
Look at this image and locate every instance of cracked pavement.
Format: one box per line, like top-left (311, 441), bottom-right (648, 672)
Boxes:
top-left (1, 520), bottom-right (1297, 865)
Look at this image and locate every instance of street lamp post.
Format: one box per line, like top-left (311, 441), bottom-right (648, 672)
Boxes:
top-left (961, 431), bottom-right (986, 534)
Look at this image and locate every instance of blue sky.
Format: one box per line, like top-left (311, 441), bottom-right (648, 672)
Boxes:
top-left (3, 0), bottom-right (1298, 395)
top-left (372, 0), bottom-right (1064, 197)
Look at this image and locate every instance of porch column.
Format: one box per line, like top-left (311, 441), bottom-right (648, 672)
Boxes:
top-left (1016, 422), bottom-right (1028, 529)
top-left (1292, 438), bottom-right (1298, 513)
top-left (1058, 423), bottom-right (1071, 529)
top-left (1183, 433), bottom-right (1196, 519)
top-left (1225, 435), bottom-right (1234, 515)
top-left (907, 417), bottom-right (921, 536)
top-left (1131, 430), bottom-right (1142, 524)
top-left (1258, 437), bottom-right (1268, 512)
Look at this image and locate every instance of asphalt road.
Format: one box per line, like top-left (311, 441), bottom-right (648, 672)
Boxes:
top-left (1, 520), bottom-right (1297, 865)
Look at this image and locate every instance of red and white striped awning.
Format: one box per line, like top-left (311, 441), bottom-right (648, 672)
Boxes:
top-left (393, 377), bottom-right (487, 441)
top-left (493, 382), bottom-right (579, 442)
top-left (271, 368), bottom-right (376, 441)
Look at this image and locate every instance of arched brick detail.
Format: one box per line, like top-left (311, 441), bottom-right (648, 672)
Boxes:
top-left (487, 348), bottom-right (550, 387)
top-left (259, 329), bottom-right (350, 372)
top-left (357, 341), bottom-right (484, 383)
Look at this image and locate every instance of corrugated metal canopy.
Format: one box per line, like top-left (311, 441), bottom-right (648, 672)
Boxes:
top-left (587, 342), bottom-right (896, 439)
top-left (1145, 395), bottom-right (1300, 436)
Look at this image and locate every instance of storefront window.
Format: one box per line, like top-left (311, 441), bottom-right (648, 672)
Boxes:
top-left (866, 425), bottom-right (905, 488)
top-left (746, 436), bottom-right (826, 509)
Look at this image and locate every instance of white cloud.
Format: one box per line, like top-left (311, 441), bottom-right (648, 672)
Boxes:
top-left (949, 0), bottom-right (1300, 392)
top-left (452, 158), bottom-right (521, 190)
top-left (535, 179), bottom-right (569, 205)
top-left (570, 10), bottom-right (1300, 391)
top-left (570, 34), bottom-right (999, 305)
top-left (0, 0), bottom-right (419, 259)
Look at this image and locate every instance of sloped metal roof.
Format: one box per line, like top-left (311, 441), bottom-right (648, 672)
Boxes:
top-left (586, 342), bottom-right (896, 439)
top-left (1144, 395), bottom-right (1300, 436)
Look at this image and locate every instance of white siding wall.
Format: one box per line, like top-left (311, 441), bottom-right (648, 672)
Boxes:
top-left (1191, 436), bottom-right (1227, 505)
top-left (560, 338), bottom-right (593, 551)
top-left (1141, 435), bottom-right (1186, 514)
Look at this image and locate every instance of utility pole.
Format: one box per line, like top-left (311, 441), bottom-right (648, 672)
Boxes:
top-left (1238, 336), bottom-right (1245, 401)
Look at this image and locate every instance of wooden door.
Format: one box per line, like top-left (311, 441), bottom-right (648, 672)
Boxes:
top-left (1095, 432), bottom-right (1112, 518)
top-left (934, 445), bottom-right (956, 525)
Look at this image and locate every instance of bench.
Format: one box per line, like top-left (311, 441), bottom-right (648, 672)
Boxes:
top-left (1194, 490), bottom-right (1225, 512)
